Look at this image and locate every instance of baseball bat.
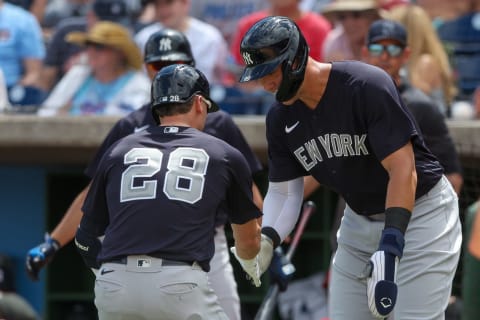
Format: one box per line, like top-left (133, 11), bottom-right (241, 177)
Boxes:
top-left (254, 200), bottom-right (317, 320)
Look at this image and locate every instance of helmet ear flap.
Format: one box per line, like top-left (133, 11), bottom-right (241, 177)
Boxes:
top-left (275, 36), bottom-right (309, 102)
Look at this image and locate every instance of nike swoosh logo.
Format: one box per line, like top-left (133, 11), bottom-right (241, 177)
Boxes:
top-left (285, 121), bottom-right (300, 133)
top-left (100, 269), bottom-right (114, 275)
top-left (134, 125), bottom-right (149, 133)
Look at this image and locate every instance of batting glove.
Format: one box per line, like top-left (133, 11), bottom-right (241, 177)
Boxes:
top-left (362, 227), bottom-right (405, 319)
top-left (258, 234), bottom-right (274, 275)
top-left (268, 246), bottom-right (295, 292)
top-left (26, 233), bottom-right (60, 281)
top-left (230, 247), bottom-right (261, 287)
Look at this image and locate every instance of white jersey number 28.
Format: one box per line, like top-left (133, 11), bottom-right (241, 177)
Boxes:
top-left (120, 147), bottom-right (209, 204)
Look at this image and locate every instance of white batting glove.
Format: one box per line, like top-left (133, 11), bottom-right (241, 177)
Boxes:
top-left (230, 247), bottom-right (261, 287)
top-left (365, 251), bottom-right (399, 319)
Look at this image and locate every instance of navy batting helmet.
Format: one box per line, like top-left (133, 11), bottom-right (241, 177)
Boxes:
top-left (151, 64), bottom-right (219, 123)
top-left (144, 28), bottom-right (195, 66)
top-left (239, 16), bottom-right (309, 102)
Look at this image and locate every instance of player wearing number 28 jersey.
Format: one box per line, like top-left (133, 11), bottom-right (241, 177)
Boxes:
top-left (76, 64), bottom-right (262, 319)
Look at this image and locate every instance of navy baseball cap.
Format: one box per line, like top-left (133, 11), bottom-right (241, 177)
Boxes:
top-left (367, 19), bottom-right (407, 46)
top-left (92, 0), bottom-right (129, 25)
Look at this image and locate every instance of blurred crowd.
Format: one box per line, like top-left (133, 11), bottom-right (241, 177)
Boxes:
top-left (0, 0), bottom-right (479, 118)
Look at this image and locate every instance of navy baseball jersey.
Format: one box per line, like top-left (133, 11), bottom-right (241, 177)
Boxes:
top-left (84, 104), bottom-right (264, 226)
top-left (85, 105), bottom-right (263, 178)
top-left (266, 61), bottom-right (443, 215)
top-left (398, 83), bottom-right (462, 175)
top-left (81, 126), bottom-right (262, 270)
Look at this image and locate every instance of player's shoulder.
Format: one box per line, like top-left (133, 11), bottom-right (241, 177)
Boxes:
top-left (332, 61), bottom-right (395, 91)
top-left (206, 109), bottom-right (233, 125)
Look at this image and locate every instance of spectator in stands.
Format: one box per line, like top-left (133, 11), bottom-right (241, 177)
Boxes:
top-left (5, 0), bottom-right (48, 24)
top-left (0, 254), bottom-right (39, 320)
top-left (37, 0), bottom-right (136, 93)
top-left (135, 0), bottom-right (228, 85)
top-left (39, 21), bottom-right (149, 116)
top-left (362, 19), bottom-right (463, 193)
top-left (321, 0), bottom-right (381, 61)
top-left (0, 0), bottom-right (46, 106)
top-left (435, 0), bottom-right (480, 100)
top-left (415, 0), bottom-right (472, 25)
top-left (189, 0), bottom-right (268, 46)
top-left (386, 4), bottom-right (458, 116)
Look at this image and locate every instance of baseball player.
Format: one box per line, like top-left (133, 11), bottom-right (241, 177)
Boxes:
top-left (233, 16), bottom-right (462, 320)
top-left (26, 29), bottom-right (264, 320)
top-left (75, 63), bottom-right (262, 319)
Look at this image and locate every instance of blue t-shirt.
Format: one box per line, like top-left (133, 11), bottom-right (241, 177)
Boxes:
top-left (266, 61), bottom-right (443, 215)
top-left (70, 71), bottom-right (135, 115)
top-left (0, 3), bottom-right (45, 86)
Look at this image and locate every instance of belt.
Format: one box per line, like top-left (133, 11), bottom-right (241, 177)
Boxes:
top-left (365, 213), bottom-right (385, 222)
top-left (108, 256), bottom-right (193, 267)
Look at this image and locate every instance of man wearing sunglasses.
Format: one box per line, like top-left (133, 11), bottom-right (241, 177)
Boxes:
top-left (26, 28), bottom-right (264, 320)
top-left (362, 19), bottom-right (463, 195)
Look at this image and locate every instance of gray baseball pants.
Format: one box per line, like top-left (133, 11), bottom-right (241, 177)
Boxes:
top-left (329, 175), bottom-right (462, 320)
top-left (94, 255), bottom-right (228, 320)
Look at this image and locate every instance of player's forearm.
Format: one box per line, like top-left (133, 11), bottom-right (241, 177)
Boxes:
top-left (231, 220), bottom-right (261, 259)
top-left (50, 185), bottom-right (89, 247)
top-left (262, 178), bottom-right (304, 245)
top-left (382, 144), bottom-right (417, 211)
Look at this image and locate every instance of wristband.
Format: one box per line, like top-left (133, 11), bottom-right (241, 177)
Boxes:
top-left (261, 227), bottom-right (281, 248)
top-left (384, 207), bottom-right (411, 235)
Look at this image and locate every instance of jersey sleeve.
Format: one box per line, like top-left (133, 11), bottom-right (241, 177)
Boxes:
top-left (84, 118), bottom-right (136, 178)
top-left (265, 106), bottom-right (307, 182)
top-left (410, 99), bottom-right (462, 175)
top-left (362, 70), bottom-right (418, 161)
top-left (81, 160), bottom-right (111, 236)
top-left (215, 112), bottom-right (264, 174)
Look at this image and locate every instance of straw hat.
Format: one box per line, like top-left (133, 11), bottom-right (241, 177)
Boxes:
top-left (66, 21), bottom-right (142, 70)
top-left (322, 0), bottom-right (380, 18)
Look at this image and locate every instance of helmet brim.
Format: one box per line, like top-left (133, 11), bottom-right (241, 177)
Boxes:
top-left (239, 56), bottom-right (282, 82)
top-left (144, 52), bottom-right (193, 64)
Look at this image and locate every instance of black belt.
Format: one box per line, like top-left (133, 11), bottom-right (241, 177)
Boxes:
top-left (108, 256), bottom-right (193, 267)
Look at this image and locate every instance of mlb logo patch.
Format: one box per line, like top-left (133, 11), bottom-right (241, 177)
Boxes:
top-left (164, 127), bottom-right (179, 133)
top-left (137, 259), bottom-right (151, 267)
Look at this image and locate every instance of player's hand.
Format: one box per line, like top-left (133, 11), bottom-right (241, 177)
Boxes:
top-left (361, 227), bottom-right (405, 319)
top-left (26, 233), bottom-right (60, 281)
top-left (230, 247), bottom-right (261, 287)
top-left (268, 247), bottom-right (295, 292)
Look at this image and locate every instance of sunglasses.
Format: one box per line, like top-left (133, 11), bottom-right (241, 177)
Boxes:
top-left (200, 96), bottom-right (212, 111)
top-left (147, 60), bottom-right (190, 72)
top-left (367, 44), bottom-right (404, 57)
top-left (86, 42), bottom-right (110, 51)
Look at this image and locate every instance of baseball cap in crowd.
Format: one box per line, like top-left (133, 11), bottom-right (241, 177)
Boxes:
top-left (322, 0), bottom-right (381, 19)
top-left (91, 0), bottom-right (130, 26)
top-left (367, 19), bottom-right (407, 46)
top-left (66, 21), bottom-right (142, 69)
